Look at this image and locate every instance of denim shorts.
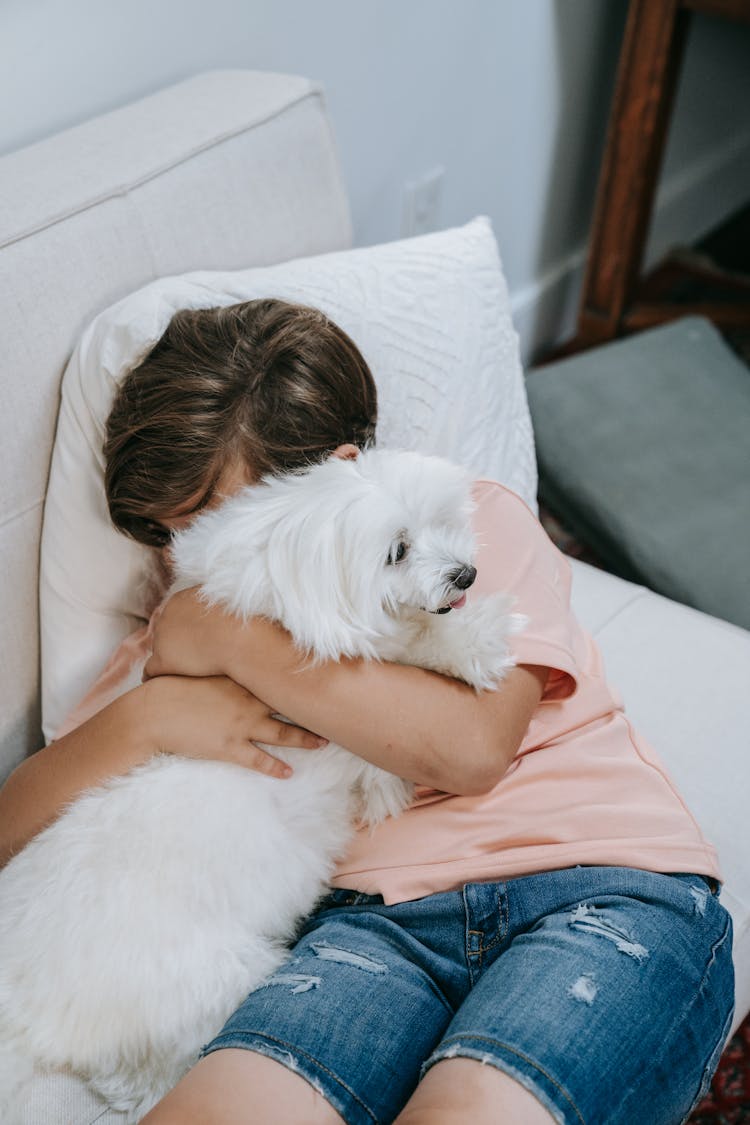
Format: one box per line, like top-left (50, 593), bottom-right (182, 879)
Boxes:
top-left (199, 865), bottom-right (735, 1125)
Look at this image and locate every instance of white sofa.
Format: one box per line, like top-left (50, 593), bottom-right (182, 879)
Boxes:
top-left (1, 70), bottom-right (748, 1124)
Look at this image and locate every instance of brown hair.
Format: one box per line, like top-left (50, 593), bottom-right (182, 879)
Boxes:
top-left (103, 298), bottom-right (378, 547)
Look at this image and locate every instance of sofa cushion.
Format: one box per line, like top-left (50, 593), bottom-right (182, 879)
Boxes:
top-left (17, 1069), bottom-right (126, 1125)
top-left (525, 317), bottom-right (750, 630)
top-left (570, 557), bottom-right (750, 1037)
top-left (39, 216), bottom-right (535, 743)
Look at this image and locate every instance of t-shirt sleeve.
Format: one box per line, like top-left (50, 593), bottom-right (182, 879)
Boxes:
top-left (471, 480), bottom-right (580, 702)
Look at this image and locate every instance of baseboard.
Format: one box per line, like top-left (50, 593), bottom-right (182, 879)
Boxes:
top-left (511, 129), bottom-right (750, 367)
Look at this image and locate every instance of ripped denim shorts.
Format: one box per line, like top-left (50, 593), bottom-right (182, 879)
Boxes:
top-left (199, 865), bottom-right (735, 1124)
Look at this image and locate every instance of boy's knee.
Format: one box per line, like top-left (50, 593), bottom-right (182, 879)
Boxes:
top-left (394, 1057), bottom-right (557, 1125)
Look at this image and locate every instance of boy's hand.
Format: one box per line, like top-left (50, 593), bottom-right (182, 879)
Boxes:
top-left (142, 674), bottom-right (328, 778)
top-left (143, 587), bottom-right (241, 681)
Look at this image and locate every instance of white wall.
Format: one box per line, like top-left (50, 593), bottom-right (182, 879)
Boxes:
top-left (2, 0), bottom-right (749, 361)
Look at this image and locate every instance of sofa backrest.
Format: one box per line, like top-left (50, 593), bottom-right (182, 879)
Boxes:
top-left (0, 69), bottom-right (353, 780)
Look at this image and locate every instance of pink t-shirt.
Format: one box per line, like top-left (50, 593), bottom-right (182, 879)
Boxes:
top-left (53, 480), bottom-right (722, 904)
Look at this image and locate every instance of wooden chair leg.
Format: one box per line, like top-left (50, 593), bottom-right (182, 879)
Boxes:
top-left (573, 0), bottom-right (691, 348)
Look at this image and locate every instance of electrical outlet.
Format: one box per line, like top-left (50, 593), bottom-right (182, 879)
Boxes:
top-left (401, 165), bottom-right (445, 237)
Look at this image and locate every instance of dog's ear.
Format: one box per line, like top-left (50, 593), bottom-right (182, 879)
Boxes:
top-left (167, 488), bottom-right (276, 619)
top-left (170, 471), bottom-right (388, 662)
top-left (265, 500), bottom-right (386, 664)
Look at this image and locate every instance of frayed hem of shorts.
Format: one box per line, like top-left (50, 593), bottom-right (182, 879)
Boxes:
top-left (420, 1035), bottom-right (579, 1125)
top-left (199, 1031), bottom-right (377, 1125)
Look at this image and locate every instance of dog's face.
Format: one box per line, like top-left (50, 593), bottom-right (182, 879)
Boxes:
top-left (336, 449), bottom-right (478, 619)
top-left (377, 494), bottom-right (477, 617)
top-left (170, 448), bottom-right (480, 662)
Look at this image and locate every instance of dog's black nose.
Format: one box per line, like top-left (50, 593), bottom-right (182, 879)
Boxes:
top-left (450, 565), bottom-right (476, 590)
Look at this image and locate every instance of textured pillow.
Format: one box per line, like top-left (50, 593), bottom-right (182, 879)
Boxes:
top-left (39, 216), bottom-right (536, 742)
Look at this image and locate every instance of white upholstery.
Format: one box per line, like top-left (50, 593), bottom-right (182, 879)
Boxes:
top-left (1, 69), bottom-right (748, 1123)
top-left (16, 1071), bottom-right (123, 1125)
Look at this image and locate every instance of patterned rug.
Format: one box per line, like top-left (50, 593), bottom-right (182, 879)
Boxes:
top-left (538, 501), bottom-right (749, 1121)
top-left (689, 1019), bottom-right (750, 1122)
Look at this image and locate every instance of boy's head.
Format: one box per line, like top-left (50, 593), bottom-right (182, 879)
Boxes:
top-left (104, 298), bottom-right (378, 547)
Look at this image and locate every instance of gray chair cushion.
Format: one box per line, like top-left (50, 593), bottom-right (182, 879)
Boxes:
top-left (525, 317), bottom-right (750, 629)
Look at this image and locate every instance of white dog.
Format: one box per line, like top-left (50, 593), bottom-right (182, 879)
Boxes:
top-left (0, 448), bottom-right (525, 1122)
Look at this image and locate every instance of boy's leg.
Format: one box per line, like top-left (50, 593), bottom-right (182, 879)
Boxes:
top-left (412, 870), bottom-right (735, 1125)
top-left (394, 1057), bottom-right (556, 1124)
top-left (141, 888), bottom-right (464, 1124)
top-left (140, 1052), bottom-right (556, 1125)
top-left (140, 1048), bottom-right (344, 1125)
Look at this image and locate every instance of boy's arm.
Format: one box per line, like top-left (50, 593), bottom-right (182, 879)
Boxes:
top-left (144, 589), bottom-right (548, 796)
top-left (0, 673), bottom-right (331, 871)
top-left (0, 687), bottom-right (154, 870)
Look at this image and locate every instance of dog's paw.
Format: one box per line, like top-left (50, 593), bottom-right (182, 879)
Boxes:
top-left (435, 592), bottom-right (528, 691)
top-left (355, 768), bottom-right (414, 830)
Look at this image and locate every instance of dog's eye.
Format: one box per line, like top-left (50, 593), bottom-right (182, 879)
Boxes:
top-left (389, 541), bottom-right (408, 565)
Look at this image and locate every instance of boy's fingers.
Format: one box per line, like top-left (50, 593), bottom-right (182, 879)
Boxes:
top-left (272, 720), bottom-right (328, 749)
top-left (247, 744), bottom-right (292, 778)
top-left (258, 715), bottom-right (327, 748)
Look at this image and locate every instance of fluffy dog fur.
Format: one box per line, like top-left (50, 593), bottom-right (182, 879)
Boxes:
top-left (0, 449), bottom-right (525, 1122)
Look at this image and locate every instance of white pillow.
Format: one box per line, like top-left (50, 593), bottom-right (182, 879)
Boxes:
top-left (39, 216), bottom-right (537, 743)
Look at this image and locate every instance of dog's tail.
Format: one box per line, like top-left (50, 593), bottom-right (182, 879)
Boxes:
top-left (0, 1044), bottom-right (37, 1125)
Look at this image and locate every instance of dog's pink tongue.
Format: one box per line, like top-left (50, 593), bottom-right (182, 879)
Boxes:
top-left (450, 593), bottom-right (467, 609)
